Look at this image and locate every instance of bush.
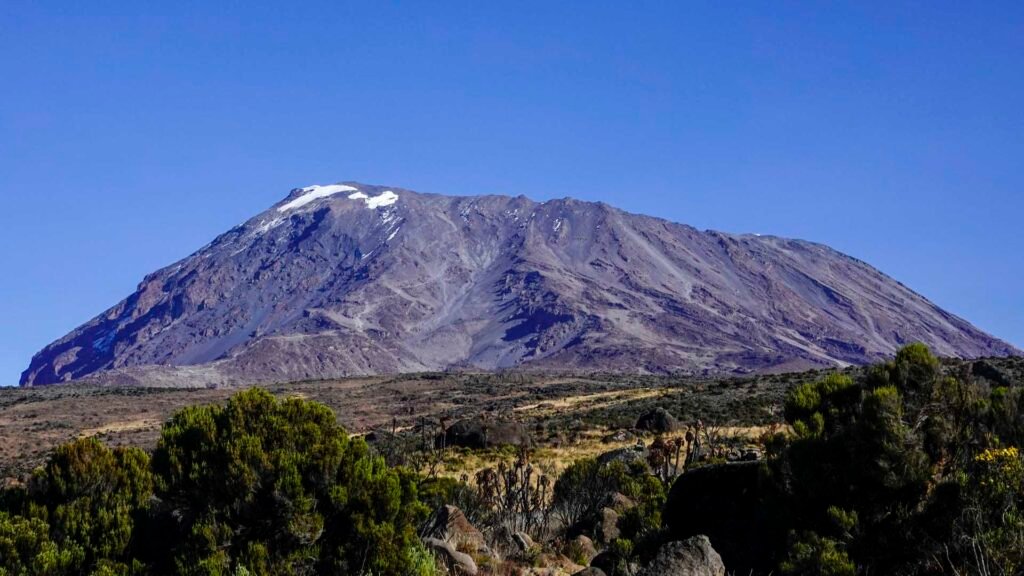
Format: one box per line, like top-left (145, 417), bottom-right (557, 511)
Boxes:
top-left (553, 456), bottom-right (666, 567)
top-left (150, 388), bottom-right (431, 575)
top-left (0, 389), bottom-right (437, 576)
top-left (667, 344), bottom-right (1024, 574)
top-left (22, 438), bottom-right (151, 574)
top-left (779, 531), bottom-right (855, 576)
top-left (0, 511), bottom-right (77, 575)
top-left (773, 344), bottom-right (1024, 573)
top-left (552, 458), bottom-right (644, 530)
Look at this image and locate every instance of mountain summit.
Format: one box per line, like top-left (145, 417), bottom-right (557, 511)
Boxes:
top-left (22, 183), bottom-right (1019, 386)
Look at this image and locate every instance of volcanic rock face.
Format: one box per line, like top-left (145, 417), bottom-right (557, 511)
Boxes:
top-left (21, 182), bottom-right (1020, 386)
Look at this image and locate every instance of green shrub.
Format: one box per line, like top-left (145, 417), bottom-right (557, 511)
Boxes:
top-left (26, 438), bottom-right (151, 574)
top-left (0, 511), bottom-right (77, 575)
top-left (771, 345), bottom-right (1018, 573)
top-left (779, 531), bottom-right (855, 576)
top-left (150, 388), bottom-right (430, 575)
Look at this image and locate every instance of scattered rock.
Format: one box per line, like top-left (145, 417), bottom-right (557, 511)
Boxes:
top-left (574, 568), bottom-right (607, 576)
top-left (597, 444), bottom-right (649, 470)
top-left (422, 505), bottom-right (490, 555)
top-left (513, 531), bottom-right (537, 553)
top-left (566, 535), bottom-right (599, 565)
top-left (602, 429), bottom-right (636, 444)
top-left (442, 417), bottom-right (533, 449)
top-left (607, 492), bottom-right (636, 513)
top-left (424, 537), bottom-right (479, 575)
top-left (635, 408), bottom-right (681, 433)
top-left (639, 536), bottom-right (725, 576)
top-left (726, 446), bottom-right (762, 462)
top-left (598, 507), bottom-right (620, 543)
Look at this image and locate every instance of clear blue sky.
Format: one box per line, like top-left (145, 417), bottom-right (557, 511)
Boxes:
top-left (1, 2), bottom-right (1021, 386)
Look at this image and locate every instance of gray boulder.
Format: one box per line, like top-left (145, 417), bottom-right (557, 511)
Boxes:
top-left (442, 417), bottom-right (532, 449)
top-left (602, 429), bottom-right (636, 444)
top-left (639, 536), bottom-right (725, 576)
top-left (608, 492), bottom-right (636, 513)
top-left (598, 507), bottom-right (621, 544)
top-left (422, 505), bottom-right (490, 555)
top-left (567, 534), bottom-right (599, 565)
top-left (423, 537), bottom-right (478, 575)
top-left (513, 531), bottom-right (537, 553)
top-left (635, 408), bottom-right (681, 433)
top-left (597, 444), bottom-right (649, 470)
top-left (726, 446), bottom-right (763, 462)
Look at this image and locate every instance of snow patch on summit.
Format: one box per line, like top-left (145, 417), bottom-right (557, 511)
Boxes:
top-left (277, 185), bottom-right (399, 213)
top-left (349, 190), bottom-right (399, 209)
top-left (365, 190), bottom-right (398, 209)
top-left (278, 184), bottom-right (359, 212)
top-left (255, 217), bottom-right (285, 234)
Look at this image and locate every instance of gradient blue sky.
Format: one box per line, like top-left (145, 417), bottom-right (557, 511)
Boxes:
top-left (1, 2), bottom-right (1021, 386)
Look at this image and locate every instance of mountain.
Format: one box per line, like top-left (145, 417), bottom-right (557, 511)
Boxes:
top-left (21, 183), bottom-right (1020, 387)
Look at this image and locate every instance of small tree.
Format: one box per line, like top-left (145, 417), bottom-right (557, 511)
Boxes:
top-left (25, 437), bottom-right (152, 574)
top-left (0, 512), bottom-right (77, 575)
top-left (150, 388), bottom-right (432, 576)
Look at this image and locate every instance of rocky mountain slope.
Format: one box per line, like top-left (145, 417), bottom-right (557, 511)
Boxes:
top-left (21, 182), bottom-right (1020, 386)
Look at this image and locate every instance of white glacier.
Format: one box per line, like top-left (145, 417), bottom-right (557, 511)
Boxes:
top-left (278, 184), bottom-right (359, 212)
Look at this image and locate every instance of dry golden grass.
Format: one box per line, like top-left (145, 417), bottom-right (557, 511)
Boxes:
top-left (79, 419), bottom-right (161, 438)
top-left (513, 388), bottom-right (667, 416)
top-left (433, 424), bottom-right (777, 485)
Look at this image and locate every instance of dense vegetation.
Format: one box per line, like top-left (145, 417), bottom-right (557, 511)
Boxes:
top-left (667, 344), bottom-right (1024, 575)
top-left (777, 344), bottom-right (1024, 575)
top-left (0, 390), bottom-right (434, 576)
top-left (2, 346), bottom-right (1023, 575)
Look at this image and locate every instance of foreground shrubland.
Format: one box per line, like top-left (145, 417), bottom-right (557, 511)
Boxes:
top-left (0, 390), bottom-right (433, 576)
top-left (1, 345), bottom-right (1022, 575)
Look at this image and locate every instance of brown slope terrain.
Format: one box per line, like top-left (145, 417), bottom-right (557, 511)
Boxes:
top-left (0, 371), bottom-right (779, 481)
top-left (21, 182), bottom-right (1019, 387)
top-left (5, 357), bottom-right (1023, 484)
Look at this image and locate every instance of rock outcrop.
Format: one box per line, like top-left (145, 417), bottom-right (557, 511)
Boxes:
top-left (422, 505), bottom-right (490, 556)
top-left (442, 417), bottom-right (532, 449)
top-left (635, 408), bottom-right (681, 433)
top-left (424, 537), bottom-right (478, 575)
top-left (639, 536), bottom-right (725, 576)
top-left (566, 535), bottom-right (599, 565)
top-left (597, 445), bottom-right (650, 470)
top-left (665, 462), bottom-right (782, 574)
